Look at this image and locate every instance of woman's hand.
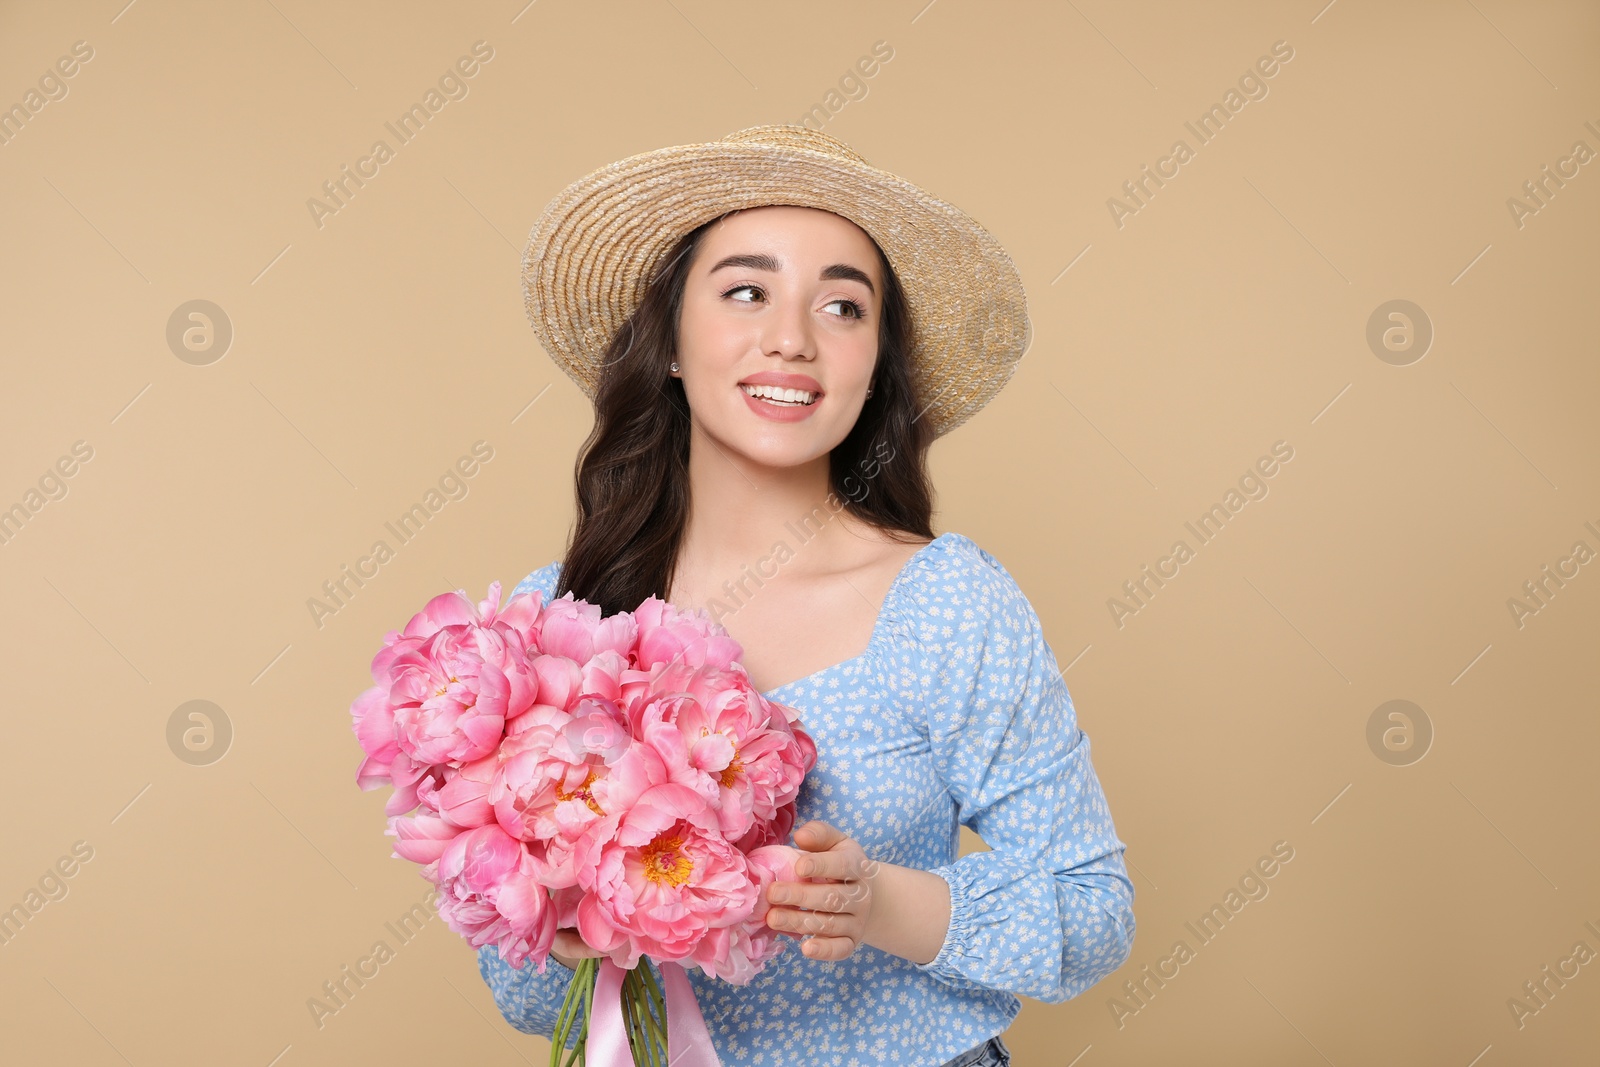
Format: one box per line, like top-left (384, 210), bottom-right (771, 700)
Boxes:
top-left (763, 820), bottom-right (878, 962)
top-left (549, 926), bottom-right (603, 971)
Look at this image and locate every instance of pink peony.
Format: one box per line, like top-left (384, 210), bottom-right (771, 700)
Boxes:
top-left (538, 593), bottom-right (637, 665)
top-left (429, 751), bottom-right (498, 829)
top-left (644, 668), bottom-right (815, 840)
top-left (351, 578), bottom-right (821, 995)
top-left (388, 629), bottom-right (527, 765)
top-left (631, 595), bottom-right (746, 672)
top-left (576, 819), bottom-right (762, 972)
top-left (490, 697), bottom-right (631, 850)
top-left (351, 583), bottom-right (541, 790)
top-left (432, 824), bottom-right (557, 971)
top-left (686, 844), bottom-right (804, 983)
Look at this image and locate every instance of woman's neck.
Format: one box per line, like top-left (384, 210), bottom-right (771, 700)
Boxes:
top-left (675, 435), bottom-right (860, 586)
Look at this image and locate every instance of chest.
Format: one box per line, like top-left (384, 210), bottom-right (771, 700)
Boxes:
top-left (671, 573), bottom-right (877, 695)
top-left (667, 540), bottom-right (927, 695)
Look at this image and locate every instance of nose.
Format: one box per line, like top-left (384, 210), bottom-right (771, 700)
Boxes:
top-left (759, 288), bottom-right (815, 360)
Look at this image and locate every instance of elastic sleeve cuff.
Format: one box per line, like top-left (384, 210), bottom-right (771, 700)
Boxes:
top-left (912, 862), bottom-right (976, 984)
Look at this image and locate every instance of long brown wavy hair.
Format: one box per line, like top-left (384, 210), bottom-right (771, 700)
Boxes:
top-left (553, 209), bottom-right (935, 615)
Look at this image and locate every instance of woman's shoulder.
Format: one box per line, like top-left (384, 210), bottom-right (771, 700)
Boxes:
top-left (884, 531), bottom-right (1056, 713)
top-left (901, 531), bottom-right (1029, 601)
top-left (891, 531), bottom-right (1040, 644)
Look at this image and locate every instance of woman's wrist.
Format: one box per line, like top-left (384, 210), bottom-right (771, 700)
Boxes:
top-left (860, 859), bottom-right (952, 966)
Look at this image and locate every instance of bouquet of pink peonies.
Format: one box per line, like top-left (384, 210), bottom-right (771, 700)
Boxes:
top-left (349, 580), bottom-right (817, 1067)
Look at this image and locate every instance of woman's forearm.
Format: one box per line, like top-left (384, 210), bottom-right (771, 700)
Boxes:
top-left (861, 860), bottom-right (952, 966)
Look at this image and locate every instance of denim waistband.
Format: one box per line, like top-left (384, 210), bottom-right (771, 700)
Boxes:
top-left (935, 1034), bottom-right (1009, 1067)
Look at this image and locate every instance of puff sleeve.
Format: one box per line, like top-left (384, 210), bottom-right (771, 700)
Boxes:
top-left (907, 545), bottom-right (1135, 1003)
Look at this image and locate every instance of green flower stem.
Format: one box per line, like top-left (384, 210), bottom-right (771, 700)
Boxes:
top-left (621, 974), bottom-right (646, 1065)
top-left (638, 998), bottom-right (664, 1066)
top-left (547, 955), bottom-right (674, 1067)
top-left (639, 985), bottom-right (667, 1061)
top-left (634, 967), bottom-right (667, 1065)
top-left (640, 961), bottom-right (669, 1048)
top-left (551, 958), bottom-right (587, 1067)
top-left (575, 958), bottom-right (595, 1067)
top-left (639, 968), bottom-right (673, 1067)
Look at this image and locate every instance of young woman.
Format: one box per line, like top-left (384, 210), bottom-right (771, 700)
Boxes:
top-left (478, 125), bottom-right (1135, 1067)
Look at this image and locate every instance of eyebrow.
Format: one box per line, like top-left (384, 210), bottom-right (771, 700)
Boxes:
top-left (707, 252), bottom-right (876, 297)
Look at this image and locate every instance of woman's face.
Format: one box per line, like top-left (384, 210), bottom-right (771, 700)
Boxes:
top-left (673, 205), bottom-right (882, 471)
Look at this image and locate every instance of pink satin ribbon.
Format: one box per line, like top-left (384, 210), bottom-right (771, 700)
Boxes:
top-left (588, 957), bottom-right (722, 1067)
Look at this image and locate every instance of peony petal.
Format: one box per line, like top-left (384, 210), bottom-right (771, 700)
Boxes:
top-left (389, 812), bottom-right (461, 864)
top-left (403, 589), bottom-right (476, 639)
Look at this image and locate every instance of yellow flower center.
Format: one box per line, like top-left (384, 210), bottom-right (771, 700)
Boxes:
top-left (555, 766), bottom-right (605, 817)
top-left (700, 726), bottom-right (744, 788)
top-left (641, 832), bottom-right (692, 887)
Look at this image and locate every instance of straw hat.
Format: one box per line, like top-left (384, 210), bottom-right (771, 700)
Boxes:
top-left (520, 123), bottom-right (1031, 439)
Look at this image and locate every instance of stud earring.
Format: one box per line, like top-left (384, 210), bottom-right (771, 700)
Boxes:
top-left (866, 383), bottom-right (874, 398)
top-left (670, 362), bottom-right (679, 373)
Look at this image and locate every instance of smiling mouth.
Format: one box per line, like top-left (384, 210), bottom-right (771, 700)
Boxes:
top-left (740, 384), bottom-right (819, 407)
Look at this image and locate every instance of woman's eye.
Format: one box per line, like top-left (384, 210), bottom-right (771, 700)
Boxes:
top-left (721, 286), bottom-right (864, 320)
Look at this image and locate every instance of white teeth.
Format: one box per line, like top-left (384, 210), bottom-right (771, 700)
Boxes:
top-left (741, 384), bottom-right (816, 405)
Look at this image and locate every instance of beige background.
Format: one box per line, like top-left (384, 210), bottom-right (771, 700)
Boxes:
top-left (2, 1), bottom-right (1596, 1064)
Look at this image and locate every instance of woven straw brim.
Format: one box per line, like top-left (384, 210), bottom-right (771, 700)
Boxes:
top-left (521, 128), bottom-right (1031, 439)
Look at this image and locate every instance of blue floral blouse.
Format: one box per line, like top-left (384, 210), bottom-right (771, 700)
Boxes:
top-left (476, 531), bottom-right (1135, 1065)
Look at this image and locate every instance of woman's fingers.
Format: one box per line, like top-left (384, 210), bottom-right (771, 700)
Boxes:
top-left (794, 820), bottom-right (847, 851)
top-left (767, 877), bottom-right (869, 911)
top-left (798, 934), bottom-right (857, 960)
top-left (791, 838), bottom-right (879, 885)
